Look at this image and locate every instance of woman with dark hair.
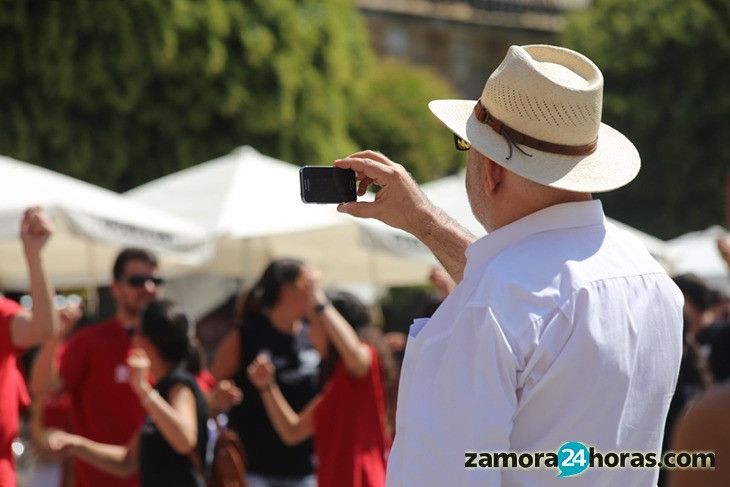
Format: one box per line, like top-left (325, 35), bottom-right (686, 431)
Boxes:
top-left (47, 300), bottom-right (209, 487)
top-left (211, 259), bottom-right (321, 487)
top-left (247, 289), bottom-right (394, 487)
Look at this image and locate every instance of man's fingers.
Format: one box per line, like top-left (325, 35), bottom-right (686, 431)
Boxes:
top-left (346, 150), bottom-right (396, 166)
top-left (357, 176), bottom-right (374, 196)
top-left (337, 201), bottom-right (379, 220)
top-left (335, 157), bottom-right (394, 186)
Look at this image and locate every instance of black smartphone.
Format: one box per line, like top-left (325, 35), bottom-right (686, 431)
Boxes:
top-left (299, 166), bottom-right (357, 204)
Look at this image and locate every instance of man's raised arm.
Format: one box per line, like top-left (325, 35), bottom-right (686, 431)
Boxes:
top-left (11, 207), bottom-right (60, 349)
top-left (335, 151), bottom-right (476, 283)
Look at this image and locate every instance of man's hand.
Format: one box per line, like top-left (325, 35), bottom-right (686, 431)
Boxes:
top-left (384, 331), bottom-right (407, 353)
top-left (247, 353), bottom-right (276, 391)
top-left (429, 266), bottom-right (456, 299)
top-left (21, 207), bottom-right (53, 256)
top-left (300, 267), bottom-right (327, 317)
top-left (127, 349), bottom-right (152, 398)
top-left (209, 380), bottom-right (243, 414)
top-left (334, 151), bottom-right (435, 236)
top-left (717, 237), bottom-right (730, 267)
top-left (335, 150), bottom-right (476, 283)
top-left (57, 303), bottom-right (83, 339)
top-left (45, 429), bottom-right (81, 455)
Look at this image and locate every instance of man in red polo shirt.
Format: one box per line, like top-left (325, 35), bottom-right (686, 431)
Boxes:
top-left (32, 248), bottom-right (163, 487)
top-left (1, 207), bottom-right (60, 487)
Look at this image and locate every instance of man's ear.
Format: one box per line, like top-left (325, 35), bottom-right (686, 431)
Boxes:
top-left (110, 280), bottom-right (121, 300)
top-left (483, 156), bottom-right (504, 194)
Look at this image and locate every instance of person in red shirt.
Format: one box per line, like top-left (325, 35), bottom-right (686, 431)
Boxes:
top-left (248, 282), bottom-right (396, 487)
top-left (46, 300), bottom-right (211, 487)
top-left (31, 248), bottom-right (163, 487)
top-left (1, 207), bottom-right (60, 487)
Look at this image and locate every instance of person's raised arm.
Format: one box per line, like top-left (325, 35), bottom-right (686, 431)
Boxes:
top-left (303, 272), bottom-right (371, 378)
top-left (47, 429), bottom-right (139, 477)
top-left (335, 151), bottom-right (475, 282)
top-left (312, 305), bottom-right (371, 377)
top-left (247, 353), bottom-right (319, 446)
top-left (128, 350), bottom-right (199, 455)
top-left (11, 207), bottom-right (60, 349)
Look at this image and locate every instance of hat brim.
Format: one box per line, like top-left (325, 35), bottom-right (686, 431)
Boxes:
top-left (429, 99), bottom-right (640, 193)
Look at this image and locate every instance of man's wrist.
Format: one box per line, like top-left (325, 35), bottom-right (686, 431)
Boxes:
top-left (141, 388), bottom-right (160, 407)
top-left (258, 382), bottom-right (275, 394)
top-left (23, 246), bottom-right (42, 263)
top-left (313, 299), bottom-right (331, 315)
top-left (409, 203), bottom-right (440, 241)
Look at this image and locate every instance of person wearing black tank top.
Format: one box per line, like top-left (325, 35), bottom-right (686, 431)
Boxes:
top-left (46, 300), bottom-right (209, 487)
top-left (211, 259), bottom-right (320, 487)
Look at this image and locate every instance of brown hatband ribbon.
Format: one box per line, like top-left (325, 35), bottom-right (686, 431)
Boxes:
top-left (473, 102), bottom-right (598, 160)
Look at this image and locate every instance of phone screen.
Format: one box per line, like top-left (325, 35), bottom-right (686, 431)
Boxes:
top-left (300, 166), bottom-right (356, 203)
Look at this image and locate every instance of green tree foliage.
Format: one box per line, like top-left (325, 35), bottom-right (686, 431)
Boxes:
top-left (562, 0), bottom-right (730, 238)
top-left (349, 60), bottom-right (464, 183)
top-left (0, 0), bottom-right (369, 190)
top-left (0, 1), bottom-right (463, 193)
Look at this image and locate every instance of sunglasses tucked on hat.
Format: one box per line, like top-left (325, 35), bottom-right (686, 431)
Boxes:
top-left (429, 44), bottom-right (640, 193)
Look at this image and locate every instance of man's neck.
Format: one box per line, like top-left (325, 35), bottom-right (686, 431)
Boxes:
top-left (488, 192), bottom-right (592, 232)
top-left (116, 310), bottom-right (140, 329)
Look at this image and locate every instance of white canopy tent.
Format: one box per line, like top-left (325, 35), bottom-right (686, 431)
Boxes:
top-left (360, 171), bottom-right (675, 272)
top-left (125, 146), bottom-right (434, 289)
top-left (668, 226), bottom-right (730, 293)
top-left (0, 155), bottom-right (213, 292)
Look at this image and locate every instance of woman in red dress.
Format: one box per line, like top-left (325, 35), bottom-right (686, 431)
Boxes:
top-left (248, 284), bottom-right (396, 487)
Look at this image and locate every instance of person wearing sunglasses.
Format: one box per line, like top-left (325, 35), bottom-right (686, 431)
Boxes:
top-left (30, 248), bottom-right (165, 487)
top-left (46, 300), bottom-right (210, 487)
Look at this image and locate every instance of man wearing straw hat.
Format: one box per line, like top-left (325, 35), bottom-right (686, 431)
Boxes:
top-left (336, 45), bottom-right (683, 486)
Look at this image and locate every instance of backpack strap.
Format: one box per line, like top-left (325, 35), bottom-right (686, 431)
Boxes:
top-left (189, 448), bottom-right (206, 479)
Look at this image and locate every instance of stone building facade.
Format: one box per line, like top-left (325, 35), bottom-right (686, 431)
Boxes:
top-left (357, 0), bottom-right (591, 96)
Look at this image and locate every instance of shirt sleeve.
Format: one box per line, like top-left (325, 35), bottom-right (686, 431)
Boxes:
top-left (0, 298), bottom-right (22, 356)
top-left (463, 305), bottom-right (519, 446)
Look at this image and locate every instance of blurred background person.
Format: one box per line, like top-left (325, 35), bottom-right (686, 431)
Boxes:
top-left (47, 300), bottom-right (209, 487)
top-left (31, 247), bottom-right (163, 487)
top-left (211, 259), bottom-right (320, 487)
top-left (659, 273), bottom-right (718, 485)
top-left (248, 289), bottom-right (395, 487)
top-left (1, 207), bottom-right (59, 487)
top-left (382, 266), bottom-right (455, 359)
top-left (27, 303), bottom-right (83, 487)
top-left (695, 237), bottom-right (730, 383)
top-left (668, 382), bottom-right (729, 487)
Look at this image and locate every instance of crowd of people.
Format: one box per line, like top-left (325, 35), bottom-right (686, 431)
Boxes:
top-left (3, 234), bottom-right (416, 487)
top-left (2, 43), bottom-right (729, 487)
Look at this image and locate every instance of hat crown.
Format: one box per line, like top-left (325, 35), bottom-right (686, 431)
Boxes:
top-left (481, 45), bottom-right (603, 146)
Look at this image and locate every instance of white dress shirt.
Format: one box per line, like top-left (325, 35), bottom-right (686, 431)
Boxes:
top-left (386, 200), bottom-right (683, 487)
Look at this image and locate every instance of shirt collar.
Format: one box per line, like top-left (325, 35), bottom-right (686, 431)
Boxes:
top-left (464, 199), bottom-right (606, 277)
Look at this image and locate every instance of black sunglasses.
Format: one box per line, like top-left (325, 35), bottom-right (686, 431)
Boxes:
top-left (123, 275), bottom-right (165, 288)
top-left (454, 133), bottom-right (471, 151)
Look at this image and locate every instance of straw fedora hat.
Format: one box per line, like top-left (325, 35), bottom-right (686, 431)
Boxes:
top-left (429, 44), bottom-right (640, 193)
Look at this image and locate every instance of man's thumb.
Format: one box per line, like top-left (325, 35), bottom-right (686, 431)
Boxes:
top-left (337, 201), bottom-right (377, 219)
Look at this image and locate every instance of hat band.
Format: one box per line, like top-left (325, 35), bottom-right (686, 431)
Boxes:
top-left (474, 102), bottom-right (598, 157)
